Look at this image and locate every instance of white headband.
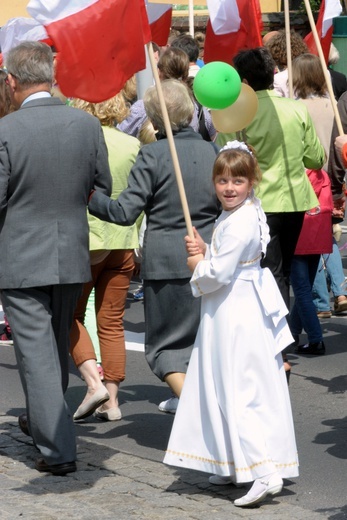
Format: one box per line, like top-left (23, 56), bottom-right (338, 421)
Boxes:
top-left (220, 140), bottom-right (253, 156)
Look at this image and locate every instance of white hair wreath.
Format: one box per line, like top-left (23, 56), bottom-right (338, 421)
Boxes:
top-left (220, 140), bottom-right (253, 156)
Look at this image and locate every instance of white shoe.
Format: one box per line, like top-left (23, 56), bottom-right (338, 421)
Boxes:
top-left (234, 473), bottom-right (283, 507)
top-left (209, 475), bottom-right (241, 487)
top-left (94, 405), bottom-right (122, 421)
top-left (73, 387), bottom-right (110, 421)
top-left (158, 397), bottom-right (179, 414)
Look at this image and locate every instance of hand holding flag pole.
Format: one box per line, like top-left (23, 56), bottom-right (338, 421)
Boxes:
top-left (303, 0), bottom-right (344, 136)
top-left (147, 41), bottom-right (195, 240)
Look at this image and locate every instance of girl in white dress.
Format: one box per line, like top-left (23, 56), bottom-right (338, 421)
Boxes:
top-left (163, 141), bottom-right (299, 507)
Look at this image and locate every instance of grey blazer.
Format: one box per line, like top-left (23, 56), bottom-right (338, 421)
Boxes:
top-left (0, 97), bottom-right (112, 289)
top-left (89, 126), bottom-right (220, 280)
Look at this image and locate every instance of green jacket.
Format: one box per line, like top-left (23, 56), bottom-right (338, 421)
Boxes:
top-left (88, 126), bottom-right (140, 250)
top-left (216, 90), bottom-right (325, 213)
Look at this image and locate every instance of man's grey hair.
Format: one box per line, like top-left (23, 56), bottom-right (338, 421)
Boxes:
top-left (5, 41), bottom-right (53, 86)
top-left (144, 79), bottom-right (194, 135)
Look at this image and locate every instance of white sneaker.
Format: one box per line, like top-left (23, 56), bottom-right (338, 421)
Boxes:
top-left (209, 475), bottom-right (240, 486)
top-left (158, 397), bottom-right (179, 414)
top-left (234, 473), bottom-right (283, 507)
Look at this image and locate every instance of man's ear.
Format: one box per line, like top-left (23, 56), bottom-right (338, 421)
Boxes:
top-left (7, 74), bottom-right (17, 91)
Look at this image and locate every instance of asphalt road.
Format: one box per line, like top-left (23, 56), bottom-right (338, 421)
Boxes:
top-left (0, 235), bottom-right (346, 518)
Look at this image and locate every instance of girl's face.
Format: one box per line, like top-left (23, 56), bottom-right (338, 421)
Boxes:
top-left (214, 173), bottom-right (252, 211)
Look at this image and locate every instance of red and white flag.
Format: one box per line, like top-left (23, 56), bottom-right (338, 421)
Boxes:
top-left (204, 0), bottom-right (263, 65)
top-left (27, 0), bottom-right (152, 103)
top-left (0, 17), bottom-right (52, 58)
top-left (146, 1), bottom-right (172, 46)
top-left (304, 0), bottom-right (342, 63)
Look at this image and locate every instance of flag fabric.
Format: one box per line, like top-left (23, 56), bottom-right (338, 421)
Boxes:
top-left (27, 0), bottom-right (152, 103)
top-left (146, 1), bottom-right (172, 46)
top-left (204, 0), bottom-right (263, 65)
top-left (304, 0), bottom-right (342, 64)
top-left (0, 17), bottom-right (52, 57)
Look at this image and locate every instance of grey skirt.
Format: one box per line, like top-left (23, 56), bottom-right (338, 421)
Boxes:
top-left (143, 279), bottom-right (201, 380)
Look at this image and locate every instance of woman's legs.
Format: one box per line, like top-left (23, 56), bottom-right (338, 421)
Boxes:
top-left (290, 255), bottom-right (322, 343)
top-left (69, 280), bottom-right (109, 420)
top-left (164, 372), bottom-right (186, 398)
top-left (312, 256), bottom-right (331, 312)
top-left (94, 250), bottom-right (134, 413)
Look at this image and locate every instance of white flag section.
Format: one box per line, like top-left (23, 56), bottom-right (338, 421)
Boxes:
top-left (322, 0), bottom-right (342, 37)
top-left (146, 0), bottom-right (171, 23)
top-left (27, 0), bottom-right (99, 24)
top-left (0, 17), bottom-right (48, 57)
top-left (206, 0), bottom-right (241, 35)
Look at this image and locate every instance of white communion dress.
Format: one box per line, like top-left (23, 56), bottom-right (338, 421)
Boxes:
top-left (164, 195), bottom-right (299, 483)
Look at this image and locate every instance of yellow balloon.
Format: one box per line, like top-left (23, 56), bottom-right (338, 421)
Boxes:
top-left (211, 84), bottom-right (258, 133)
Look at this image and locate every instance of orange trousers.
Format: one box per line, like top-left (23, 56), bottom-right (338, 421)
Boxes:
top-left (70, 249), bottom-right (134, 382)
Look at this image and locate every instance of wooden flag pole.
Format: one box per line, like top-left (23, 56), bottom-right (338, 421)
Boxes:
top-left (189, 0), bottom-right (195, 37)
top-left (284, 0), bottom-right (294, 98)
top-left (147, 41), bottom-right (195, 239)
top-left (303, 0), bottom-right (344, 135)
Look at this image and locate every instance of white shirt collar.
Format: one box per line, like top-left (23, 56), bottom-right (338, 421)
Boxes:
top-left (21, 91), bottom-right (52, 107)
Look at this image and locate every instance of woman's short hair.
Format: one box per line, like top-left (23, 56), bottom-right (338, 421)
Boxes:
top-left (265, 29), bottom-right (308, 70)
top-left (292, 53), bottom-right (327, 99)
top-left (157, 47), bottom-right (189, 82)
top-left (144, 79), bottom-right (194, 135)
top-left (233, 47), bottom-right (275, 91)
top-left (72, 93), bottom-right (130, 126)
top-left (213, 146), bottom-right (261, 187)
top-left (6, 41), bottom-right (53, 86)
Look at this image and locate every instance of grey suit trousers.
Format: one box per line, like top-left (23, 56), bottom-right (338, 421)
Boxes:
top-left (2, 283), bottom-right (82, 464)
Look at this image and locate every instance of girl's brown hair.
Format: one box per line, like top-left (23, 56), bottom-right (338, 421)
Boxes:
top-left (213, 146), bottom-right (262, 187)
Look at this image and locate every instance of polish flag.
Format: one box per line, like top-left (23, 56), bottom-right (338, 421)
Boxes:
top-left (304, 0), bottom-right (342, 63)
top-left (204, 0), bottom-right (263, 65)
top-left (27, 0), bottom-right (152, 103)
top-left (0, 17), bottom-right (53, 58)
top-left (146, 1), bottom-right (172, 46)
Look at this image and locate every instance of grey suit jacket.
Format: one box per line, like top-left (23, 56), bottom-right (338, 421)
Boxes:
top-left (0, 97), bottom-right (112, 289)
top-left (89, 126), bottom-right (220, 280)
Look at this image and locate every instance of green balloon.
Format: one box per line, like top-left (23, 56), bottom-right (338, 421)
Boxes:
top-left (193, 62), bottom-right (241, 110)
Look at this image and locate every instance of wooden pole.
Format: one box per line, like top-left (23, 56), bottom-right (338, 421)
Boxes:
top-left (188, 0), bottom-right (194, 37)
top-left (284, 0), bottom-right (293, 98)
top-left (303, 0), bottom-right (344, 136)
top-left (147, 42), bottom-right (194, 239)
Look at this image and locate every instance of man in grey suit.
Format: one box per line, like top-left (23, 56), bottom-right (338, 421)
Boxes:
top-left (0, 42), bottom-right (112, 475)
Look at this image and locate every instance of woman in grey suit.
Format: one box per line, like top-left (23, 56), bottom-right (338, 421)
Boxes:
top-left (89, 79), bottom-right (220, 413)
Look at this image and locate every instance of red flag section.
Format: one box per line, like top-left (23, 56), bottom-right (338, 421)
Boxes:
top-left (146, 2), bottom-right (172, 46)
top-left (204, 0), bottom-right (263, 65)
top-left (304, 0), bottom-right (342, 64)
top-left (27, 0), bottom-right (152, 103)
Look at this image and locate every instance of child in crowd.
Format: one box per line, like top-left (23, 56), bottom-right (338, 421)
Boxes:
top-left (164, 142), bottom-right (299, 507)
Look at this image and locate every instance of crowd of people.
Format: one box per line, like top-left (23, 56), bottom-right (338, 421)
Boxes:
top-left (0, 26), bottom-right (346, 508)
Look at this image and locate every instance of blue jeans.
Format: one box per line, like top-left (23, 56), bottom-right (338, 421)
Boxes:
top-left (312, 239), bottom-right (347, 312)
top-left (290, 254), bottom-right (322, 343)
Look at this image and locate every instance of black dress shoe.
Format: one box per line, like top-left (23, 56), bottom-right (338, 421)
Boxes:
top-left (295, 341), bottom-right (325, 355)
top-left (18, 414), bottom-right (31, 436)
top-left (35, 457), bottom-right (76, 475)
